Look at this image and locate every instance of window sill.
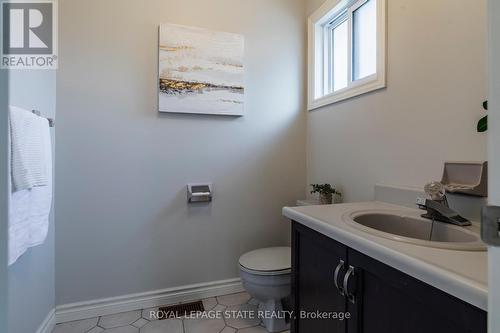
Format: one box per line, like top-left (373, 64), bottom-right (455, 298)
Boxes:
top-left (307, 74), bottom-right (386, 111)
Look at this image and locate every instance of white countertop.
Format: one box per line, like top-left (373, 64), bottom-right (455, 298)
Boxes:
top-left (282, 201), bottom-right (488, 310)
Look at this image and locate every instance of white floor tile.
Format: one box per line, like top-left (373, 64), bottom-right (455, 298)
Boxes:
top-left (101, 326), bottom-right (138, 333)
top-left (237, 326), bottom-right (269, 333)
top-left (142, 307), bottom-right (160, 321)
top-left (202, 297), bottom-right (217, 310)
top-left (212, 304), bottom-right (226, 312)
top-left (184, 318), bottom-right (226, 333)
top-left (140, 319), bottom-right (183, 333)
top-left (220, 327), bottom-right (236, 333)
top-left (224, 304), bottom-right (260, 329)
top-left (131, 317), bottom-right (148, 328)
top-left (217, 292), bottom-right (251, 306)
top-left (55, 292), bottom-right (278, 333)
top-left (53, 317), bottom-right (99, 333)
top-left (99, 310), bottom-right (141, 329)
top-left (141, 300), bottom-right (180, 321)
top-left (86, 327), bottom-right (104, 333)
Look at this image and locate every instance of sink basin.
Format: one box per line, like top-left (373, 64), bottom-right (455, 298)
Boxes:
top-left (343, 210), bottom-right (486, 251)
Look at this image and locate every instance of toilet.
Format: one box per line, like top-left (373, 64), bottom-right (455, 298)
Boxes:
top-left (239, 247), bottom-right (291, 333)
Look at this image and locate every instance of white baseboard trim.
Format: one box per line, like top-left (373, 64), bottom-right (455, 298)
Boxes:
top-left (36, 309), bottom-right (55, 333)
top-left (55, 277), bottom-right (244, 324)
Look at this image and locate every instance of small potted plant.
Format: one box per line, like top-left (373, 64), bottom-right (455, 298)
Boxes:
top-left (310, 184), bottom-right (342, 205)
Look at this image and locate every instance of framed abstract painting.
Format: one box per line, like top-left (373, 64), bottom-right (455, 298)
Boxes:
top-left (158, 23), bottom-right (244, 116)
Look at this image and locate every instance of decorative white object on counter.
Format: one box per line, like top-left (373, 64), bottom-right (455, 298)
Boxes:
top-left (158, 23), bottom-right (244, 116)
top-left (441, 161), bottom-right (488, 197)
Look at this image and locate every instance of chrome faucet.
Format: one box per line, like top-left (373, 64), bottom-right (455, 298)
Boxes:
top-left (416, 182), bottom-right (471, 227)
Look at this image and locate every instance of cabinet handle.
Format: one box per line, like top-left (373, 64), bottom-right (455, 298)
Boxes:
top-left (333, 259), bottom-right (345, 296)
top-left (343, 265), bottom-right (356, 304)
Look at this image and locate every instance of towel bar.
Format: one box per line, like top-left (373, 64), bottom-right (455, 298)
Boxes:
top-left (32, 110), bottom-right (55, 127)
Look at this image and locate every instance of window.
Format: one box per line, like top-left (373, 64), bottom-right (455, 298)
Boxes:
top-left (308, 0), bottom-right (386, 110)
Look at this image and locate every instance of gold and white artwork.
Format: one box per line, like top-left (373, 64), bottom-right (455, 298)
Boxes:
top-left (158, 23), bottom-right (244, 115)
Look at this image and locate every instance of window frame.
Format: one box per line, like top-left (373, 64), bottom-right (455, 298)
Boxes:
top-left (308, 0), bottom-right (386, 110)
top-left (325, 12), bottom-right (348, 94)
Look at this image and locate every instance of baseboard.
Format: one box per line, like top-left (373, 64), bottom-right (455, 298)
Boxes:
top-left (36, 309), bottom-right (55, 333)
top-left (55, 277), bottom-right (243, 324)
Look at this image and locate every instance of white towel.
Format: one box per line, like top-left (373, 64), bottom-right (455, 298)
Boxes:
top-left (8, 107), bottom-right (53, 266)
top-left (9, 105), bottom-right (49, 191)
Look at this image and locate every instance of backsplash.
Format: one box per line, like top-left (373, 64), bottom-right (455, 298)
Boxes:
top-left (374, 184), bottom-right (487, 222)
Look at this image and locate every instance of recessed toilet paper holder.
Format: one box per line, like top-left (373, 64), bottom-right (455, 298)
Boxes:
top-left (187, 183), bottom-right (213, 203)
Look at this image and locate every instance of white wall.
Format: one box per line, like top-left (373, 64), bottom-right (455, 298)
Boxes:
top-left (8, 71), bottom-right (56, 333)
top-left (306, 0), bottom-right (487, 201)
top-left (56, 0), bottom-right (307, 305)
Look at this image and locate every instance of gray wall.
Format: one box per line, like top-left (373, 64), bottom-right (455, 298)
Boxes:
top-left (306, 0), bottom-right (487, 202)
top-left (8, 71), bottom-right (56, 333)
top-left (0, 66), bottom-right (9, 333)
top-left (56, 0), bottom-right (307, 305)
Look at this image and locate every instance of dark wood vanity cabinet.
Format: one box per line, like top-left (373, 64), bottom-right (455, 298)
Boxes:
top-left (291, 221), bottom-right (348, 333)
top-left (291, 222), bottom-right (487, 333)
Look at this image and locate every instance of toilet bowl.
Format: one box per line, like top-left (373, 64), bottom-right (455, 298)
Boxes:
top-left (239, 247), bottom-right (291, 333)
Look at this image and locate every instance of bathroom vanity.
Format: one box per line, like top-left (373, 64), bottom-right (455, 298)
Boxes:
top-left (283, 202), bottom-right (487, 333)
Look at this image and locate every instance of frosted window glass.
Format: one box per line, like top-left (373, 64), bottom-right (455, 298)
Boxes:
top-left (353, 0), bottom-right (377, 81)
top-left (332, 20), bottom-right (348, 91)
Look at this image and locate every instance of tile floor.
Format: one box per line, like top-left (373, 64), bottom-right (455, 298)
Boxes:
top-left (52, 292), bottom-right (290, 333)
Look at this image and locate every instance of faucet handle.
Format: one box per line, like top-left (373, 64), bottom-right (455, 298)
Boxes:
top-left (416, 197), bottom-right (427, 209)
top-left (424, 181), bottom-right (446, 200)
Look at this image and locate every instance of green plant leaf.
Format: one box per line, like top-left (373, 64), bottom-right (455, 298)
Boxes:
top-left (310, 183), bottom-right (337, 195)
top-left (477, 115), bottom-right (488, 132)
top-left (483, 100), bottom-right (488, 111)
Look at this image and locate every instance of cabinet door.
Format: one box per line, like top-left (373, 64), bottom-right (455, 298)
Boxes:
top-left (292, 222), bottom-right (348, 333)
top-left (347, 249), bottom-right (487, 333)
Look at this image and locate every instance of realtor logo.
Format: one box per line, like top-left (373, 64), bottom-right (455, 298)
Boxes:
top-left (1, 0), bottom-right (57, 69)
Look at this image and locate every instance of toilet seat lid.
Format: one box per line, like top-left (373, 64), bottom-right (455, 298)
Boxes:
top-left (239, 247), bottom-right (291, 273)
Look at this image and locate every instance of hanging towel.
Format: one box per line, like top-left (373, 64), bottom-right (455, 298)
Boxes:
top-left (9, 105), bottom-right (49, 191)
top-left (8, 106), bottom-right (53, 265)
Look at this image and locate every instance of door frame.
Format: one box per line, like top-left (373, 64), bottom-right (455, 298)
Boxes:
top-left (487, 0), bottom-right (500, 332)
